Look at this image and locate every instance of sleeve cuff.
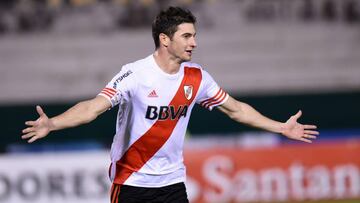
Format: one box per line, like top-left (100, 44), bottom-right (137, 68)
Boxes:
top-left (199, 88), bottom-right (229, 111)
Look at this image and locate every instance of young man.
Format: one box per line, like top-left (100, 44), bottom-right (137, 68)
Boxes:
top-left (22, 7), bottom-right (318, 203)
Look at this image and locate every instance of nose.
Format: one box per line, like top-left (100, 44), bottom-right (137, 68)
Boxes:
top-left (190, 36), bottom-right (197, 48)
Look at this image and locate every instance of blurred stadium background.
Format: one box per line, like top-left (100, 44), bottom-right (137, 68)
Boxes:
top-left (1, 0), bottom-right (360, 203)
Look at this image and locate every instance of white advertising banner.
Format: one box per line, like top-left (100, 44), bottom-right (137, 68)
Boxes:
top-left (0, 151), bottom-right (111, 203)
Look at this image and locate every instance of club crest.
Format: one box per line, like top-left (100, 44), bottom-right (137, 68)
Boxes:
top-left (184, 85), bottom-right (193, 100)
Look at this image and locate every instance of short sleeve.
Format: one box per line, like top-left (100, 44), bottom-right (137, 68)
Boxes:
top-left (196, 69), bottom-right (229, 111)
top-left (98, 65), bottom-right (136, 108)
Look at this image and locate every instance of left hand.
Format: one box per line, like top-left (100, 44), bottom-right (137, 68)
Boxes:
top-left (22, 105), bottom-right (53, 143)
top-left (281, 110), bottom-right (319, 143)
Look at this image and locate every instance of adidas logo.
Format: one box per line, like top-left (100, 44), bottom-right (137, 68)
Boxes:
top-left (148, 90), bottom-right (158, 97)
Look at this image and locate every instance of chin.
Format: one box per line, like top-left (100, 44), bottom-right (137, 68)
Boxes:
top-left (183, 56), bottom-right (192, 62)
top-left (178, 55), bottom-right (192, 63)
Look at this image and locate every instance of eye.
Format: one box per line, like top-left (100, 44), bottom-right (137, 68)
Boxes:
top-left (183, 33), bottom-right (192, 39)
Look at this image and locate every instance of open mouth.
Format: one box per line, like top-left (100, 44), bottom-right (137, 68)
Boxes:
top-left (186, 50), bottom-right (192, 55)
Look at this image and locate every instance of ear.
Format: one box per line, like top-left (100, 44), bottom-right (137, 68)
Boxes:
top-left (159, 33), bottom-right (170, 47)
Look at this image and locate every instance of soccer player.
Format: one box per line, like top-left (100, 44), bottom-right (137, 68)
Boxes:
top-left (22, 6), bottom-right (318, 203)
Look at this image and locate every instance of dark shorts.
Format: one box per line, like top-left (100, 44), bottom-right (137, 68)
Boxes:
top-left (110, 182), bottom-right (189, 203)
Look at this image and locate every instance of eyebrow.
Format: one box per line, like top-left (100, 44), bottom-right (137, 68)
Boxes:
top-left (181, 32), bottom-right (196, 37)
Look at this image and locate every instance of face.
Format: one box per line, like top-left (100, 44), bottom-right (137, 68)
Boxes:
top-left (165, 23), bottom-right (197, 62)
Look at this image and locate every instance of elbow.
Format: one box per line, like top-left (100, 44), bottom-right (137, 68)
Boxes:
top-left (228, 102), bottom-right (246, 123)
top-left (83, 113), bottom-right (98, 124)
top-left (228, 111), bottom-right (246, 123)
top-left (228, 111), bottom-right (239, 121)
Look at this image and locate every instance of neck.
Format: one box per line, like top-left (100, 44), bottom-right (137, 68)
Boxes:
top-left (153, 50), bottom-right (182, 74)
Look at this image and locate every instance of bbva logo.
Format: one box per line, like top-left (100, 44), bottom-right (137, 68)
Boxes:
top-left (145, 105), bottom-right (188, 120)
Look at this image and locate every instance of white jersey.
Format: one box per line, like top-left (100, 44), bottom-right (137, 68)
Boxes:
top-left (98, 55), bottom-right (228, 187)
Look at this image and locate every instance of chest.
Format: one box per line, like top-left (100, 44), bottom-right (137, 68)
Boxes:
top-left (133, 75), bottom-right (197, 120)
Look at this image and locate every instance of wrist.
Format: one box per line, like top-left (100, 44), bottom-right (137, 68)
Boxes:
top-left (49, 118), bottom-right (57, 132)
top-left (278, 122), bottom-right (286, 135)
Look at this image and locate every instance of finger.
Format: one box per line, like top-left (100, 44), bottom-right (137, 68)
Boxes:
top-left (36, 105), bottom-right (45, 117)
top-left (304, 125), bottom-right (317, 129)
top-left (21, 132), bottom-right (35, 139)
top-left (303, 134), bottom-right (317, 139)
top-left (25, 121), bottom-right (36, 126)
top-left (299, 137), bottom-right (312, 143)
top-left (22, 127), bottom-right (35, 134)
top-left (293, 110), bottom-right (302, 120)
top-left (28, 136), bottom-right (39, 143)
top-left (304, 130), bottom-right (319, 135)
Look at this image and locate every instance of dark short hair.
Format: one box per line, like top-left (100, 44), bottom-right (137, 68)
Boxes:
top-left (152, 7), bottom-right (196, 49)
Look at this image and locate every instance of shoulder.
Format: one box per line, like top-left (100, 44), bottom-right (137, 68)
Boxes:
top-left (182, 61), bottom-right (206, 76)
top-left (182, 62), bottom-right (213, 79)
top-left (182, 61), bottom-right (202, 70)
top-left (109, 56), bottom-right (147, 88)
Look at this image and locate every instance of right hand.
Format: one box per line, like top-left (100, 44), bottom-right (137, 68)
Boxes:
top-left (22, 105), bottom-right (53, 143)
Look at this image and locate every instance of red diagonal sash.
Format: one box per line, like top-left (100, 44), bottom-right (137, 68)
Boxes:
top-left (114, 67), bottom-right (202, 184)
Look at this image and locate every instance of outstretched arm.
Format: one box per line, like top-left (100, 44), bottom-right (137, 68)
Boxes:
top-left (218, 96), bottom-right (318, 143)
top-left (22, 96), bottom-right (111, 143)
